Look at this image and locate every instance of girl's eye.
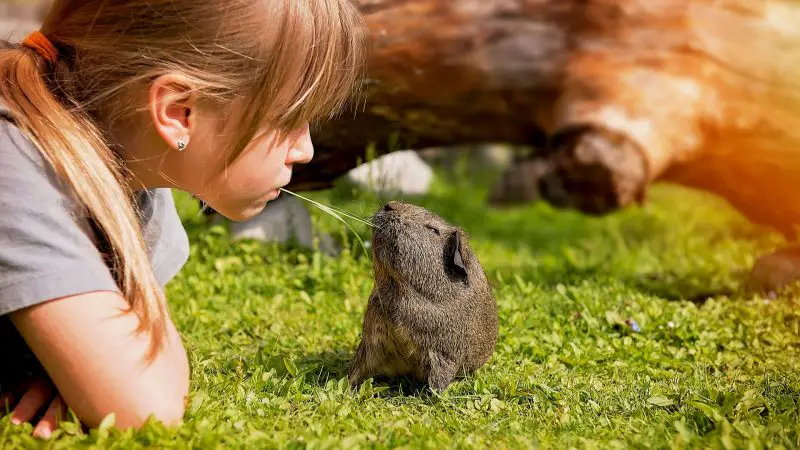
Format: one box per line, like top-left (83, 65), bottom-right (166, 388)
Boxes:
top-left (426, 225), bottom-right (440, 235)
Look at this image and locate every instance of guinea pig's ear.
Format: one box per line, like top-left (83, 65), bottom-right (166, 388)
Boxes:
top-left (450, 230), bottom-right (467, 276)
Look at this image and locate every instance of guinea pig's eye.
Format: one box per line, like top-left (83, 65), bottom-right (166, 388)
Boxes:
top-left (425, 224), bottom-right (441, 235)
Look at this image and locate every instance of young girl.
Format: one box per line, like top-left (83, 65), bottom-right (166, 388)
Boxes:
top-left (0, 0), bottom-right (366, 439)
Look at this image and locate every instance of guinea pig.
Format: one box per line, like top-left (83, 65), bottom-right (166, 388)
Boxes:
top-left (347, 201), bottom-right (498, 393)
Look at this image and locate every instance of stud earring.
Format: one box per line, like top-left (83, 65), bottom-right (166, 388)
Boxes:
top-left (177, 138), bottom-right (188, 152)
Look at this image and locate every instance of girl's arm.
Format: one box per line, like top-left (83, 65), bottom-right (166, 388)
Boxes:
top-left (10, 290), bottom-right (189, 430)
top-left (0, 121), bottom-right (191, 433)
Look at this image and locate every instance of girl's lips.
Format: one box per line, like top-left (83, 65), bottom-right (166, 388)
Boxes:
top-left (263, 180), bottom-right (289, 202)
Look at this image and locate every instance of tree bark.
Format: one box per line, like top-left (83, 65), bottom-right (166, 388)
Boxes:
top-left (292, 0), bottom-right (800, 238)
top-left (292, 0), bottom-right (570, 190)
top-left (7, 0), bottom-right (800, 237)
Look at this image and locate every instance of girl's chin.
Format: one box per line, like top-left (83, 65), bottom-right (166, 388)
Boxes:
top-left (265, 188), bottom-right (281, 201)
top-left (209, 190), bottom-right (282, 222)
top-left (245, 190), bottom-right (281, 216)
top-left (249, 188), bottom-right (281, 207)
top-left (222, 201), bottom-right (268, 222)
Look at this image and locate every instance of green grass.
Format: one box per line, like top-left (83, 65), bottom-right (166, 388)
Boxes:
top-left (3, 158), bottom-right (800, 449)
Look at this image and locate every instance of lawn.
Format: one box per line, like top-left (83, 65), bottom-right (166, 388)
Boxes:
top-left (2, 158), bottom-right (800, 449)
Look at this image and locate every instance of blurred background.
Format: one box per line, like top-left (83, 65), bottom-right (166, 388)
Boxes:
top-left (3, 0), bottom-right (800, 288)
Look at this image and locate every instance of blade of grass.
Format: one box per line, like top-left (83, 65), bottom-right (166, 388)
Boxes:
top-left (279, 188), bottom-right (373, 259)
top-left (279, 189), bottom-right (377, 228)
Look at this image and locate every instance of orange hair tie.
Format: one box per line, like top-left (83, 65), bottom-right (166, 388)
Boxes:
top-left (22, 31), bottom-right (59, 64)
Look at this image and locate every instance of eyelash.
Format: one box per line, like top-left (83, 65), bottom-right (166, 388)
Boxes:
top-left (426, 225), bottom-right (440, 235)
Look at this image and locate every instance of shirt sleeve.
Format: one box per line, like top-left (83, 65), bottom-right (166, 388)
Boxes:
top-left (0, 121), bottom-right (120, 316)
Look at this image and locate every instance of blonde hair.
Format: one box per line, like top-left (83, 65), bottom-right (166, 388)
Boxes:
top-left (0, 0), bottom-right (368, 358)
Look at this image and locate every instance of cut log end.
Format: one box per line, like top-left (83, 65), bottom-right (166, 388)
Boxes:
top-left (539, 125), bottom-right (648, 215)
top-left (489, 125), bottom-right (648, 215)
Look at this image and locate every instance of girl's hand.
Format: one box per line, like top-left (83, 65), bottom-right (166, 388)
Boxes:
top-left (5, 378), bottom-right (67, 439)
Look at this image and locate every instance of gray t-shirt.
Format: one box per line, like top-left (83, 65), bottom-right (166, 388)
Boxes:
top-left (0, 109), bottom-right (190, 383)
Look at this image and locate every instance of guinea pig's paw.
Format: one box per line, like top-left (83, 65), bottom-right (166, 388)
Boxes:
top-left (749, 246), bottom-right (800, 294)
top-left (347, 371), bottom-right (362, 391)
top-left (347, 361), bottom-right (369, 391)
top-left (346, 343), bottom-right (376, 392)
top-left (426, 352), bottom-right (458, 394)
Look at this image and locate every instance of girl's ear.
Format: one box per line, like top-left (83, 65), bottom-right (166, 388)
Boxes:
top-left (148, 74), bottom-right (196, 152)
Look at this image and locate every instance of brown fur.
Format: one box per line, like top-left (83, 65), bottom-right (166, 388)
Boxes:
top-left (347, 201), bottom-right (498, 392)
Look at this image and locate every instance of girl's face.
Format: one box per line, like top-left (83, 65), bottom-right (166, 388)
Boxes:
top-left (127, 82), bottom-right (315, 222)
top-left (182, 117), bottom-right (314, 221)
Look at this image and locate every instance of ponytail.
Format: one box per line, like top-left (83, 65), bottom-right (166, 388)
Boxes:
top-left (0, 39), bottom-right (168, 359)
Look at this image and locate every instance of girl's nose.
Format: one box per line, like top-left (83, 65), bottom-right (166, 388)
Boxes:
top-left (286, 124), bottom-right (314, 165)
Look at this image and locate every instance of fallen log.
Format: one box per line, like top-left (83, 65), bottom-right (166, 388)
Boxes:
top-left (10, 0), bottom-right (800, 239)
top-left (294, 0), bottom-right (800, 243)
top-left (293, 0), bottom-right (566, 190)
top-left (8, 0), bottom-right (800, 289)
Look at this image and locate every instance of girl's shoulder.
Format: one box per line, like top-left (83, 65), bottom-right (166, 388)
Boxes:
top-left (0, 105), bottom-right (189, 318)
